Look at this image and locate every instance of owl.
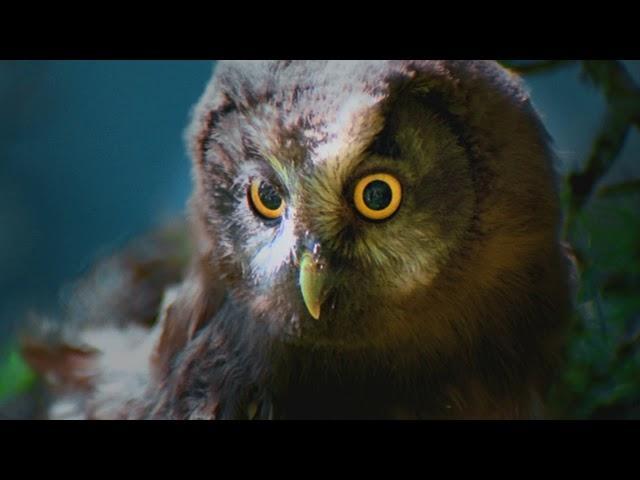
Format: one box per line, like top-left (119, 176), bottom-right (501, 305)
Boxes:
top-left (20, 60), bottom-right (576, 419)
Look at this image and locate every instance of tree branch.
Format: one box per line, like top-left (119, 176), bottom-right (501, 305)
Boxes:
top-left (563, 61), bottom-right (640, 224)
top-left (597, 179), bottom-right (640, 198)
top-left (568, 111), bottom-right (630, 217)
top-left (498, 60), bottom-right (574, 75)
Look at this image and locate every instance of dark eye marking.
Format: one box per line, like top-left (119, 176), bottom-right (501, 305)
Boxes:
top-left (366, 118), bottom-right (402, 158)
top-left (411, 90), bottom-right (477, 160)
top-left (200, 95), bottom-right (238, 161)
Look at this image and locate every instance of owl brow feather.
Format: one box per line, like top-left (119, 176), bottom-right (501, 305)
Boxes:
top-left (240, 131), bottom-right (292, 187)
top-left (198, 94), bottom-right (238, 164)
top-left (264, 154), bottom-right (290, 186)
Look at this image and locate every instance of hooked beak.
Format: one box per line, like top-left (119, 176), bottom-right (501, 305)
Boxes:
top-left (299, 250), bottom-right (328, 320)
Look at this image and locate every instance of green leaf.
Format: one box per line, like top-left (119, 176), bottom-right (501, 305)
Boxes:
top-left (0, 344), bottom-right (37, 401)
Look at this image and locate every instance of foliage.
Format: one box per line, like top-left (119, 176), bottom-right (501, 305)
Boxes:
top-left (501, 60), bottom-right (640, 418)
top-left (0, 344), bottom-right (36, 402)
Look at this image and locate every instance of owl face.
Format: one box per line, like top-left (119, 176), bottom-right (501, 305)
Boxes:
top-left (190, 61), bottom-right (558, 349)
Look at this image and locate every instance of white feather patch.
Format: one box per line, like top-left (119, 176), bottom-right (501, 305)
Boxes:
top-left (250, 213), bottom-right (298, 281)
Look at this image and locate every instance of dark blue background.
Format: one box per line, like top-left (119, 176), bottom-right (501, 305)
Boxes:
top-left (0, 60), bottom-right (638, 341)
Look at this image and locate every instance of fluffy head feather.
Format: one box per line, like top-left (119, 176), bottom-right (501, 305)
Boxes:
top-left (188, 61), bottom-right (569, 350)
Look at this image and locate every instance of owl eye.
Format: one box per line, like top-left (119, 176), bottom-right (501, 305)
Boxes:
top-left (249, 179), bottom-right (285, 220)
top-left (353, 173), bottom-right (402, 221)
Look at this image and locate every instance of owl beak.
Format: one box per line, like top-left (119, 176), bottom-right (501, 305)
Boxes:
top-left (299, 251), bottom-right (328, 320)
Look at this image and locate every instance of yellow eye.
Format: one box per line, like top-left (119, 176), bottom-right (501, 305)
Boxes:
top-left (353, 173), bottom-right (402, 221)
top-left (249, 179), bottom-right (285, 219)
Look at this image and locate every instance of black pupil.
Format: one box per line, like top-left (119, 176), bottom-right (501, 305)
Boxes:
top-left (258, 182), bottom-right (282, 210)
top-left (363, 180), bottom-right (392, 210)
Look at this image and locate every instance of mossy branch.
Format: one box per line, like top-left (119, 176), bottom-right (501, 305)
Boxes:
top-left (498, 60), bottom-right (575, 75)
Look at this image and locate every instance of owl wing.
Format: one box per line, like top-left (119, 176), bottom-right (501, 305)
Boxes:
top-left (18, 219), bottom-right (215, 419)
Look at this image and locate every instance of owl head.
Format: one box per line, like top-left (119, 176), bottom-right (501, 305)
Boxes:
top-left (187, 60), bottom-right (565, 354)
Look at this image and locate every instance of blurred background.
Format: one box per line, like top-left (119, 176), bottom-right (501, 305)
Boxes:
top-left (0, 61), bottom-right (212, 341)
top-left (0, 60), bottom-right (638, 418)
